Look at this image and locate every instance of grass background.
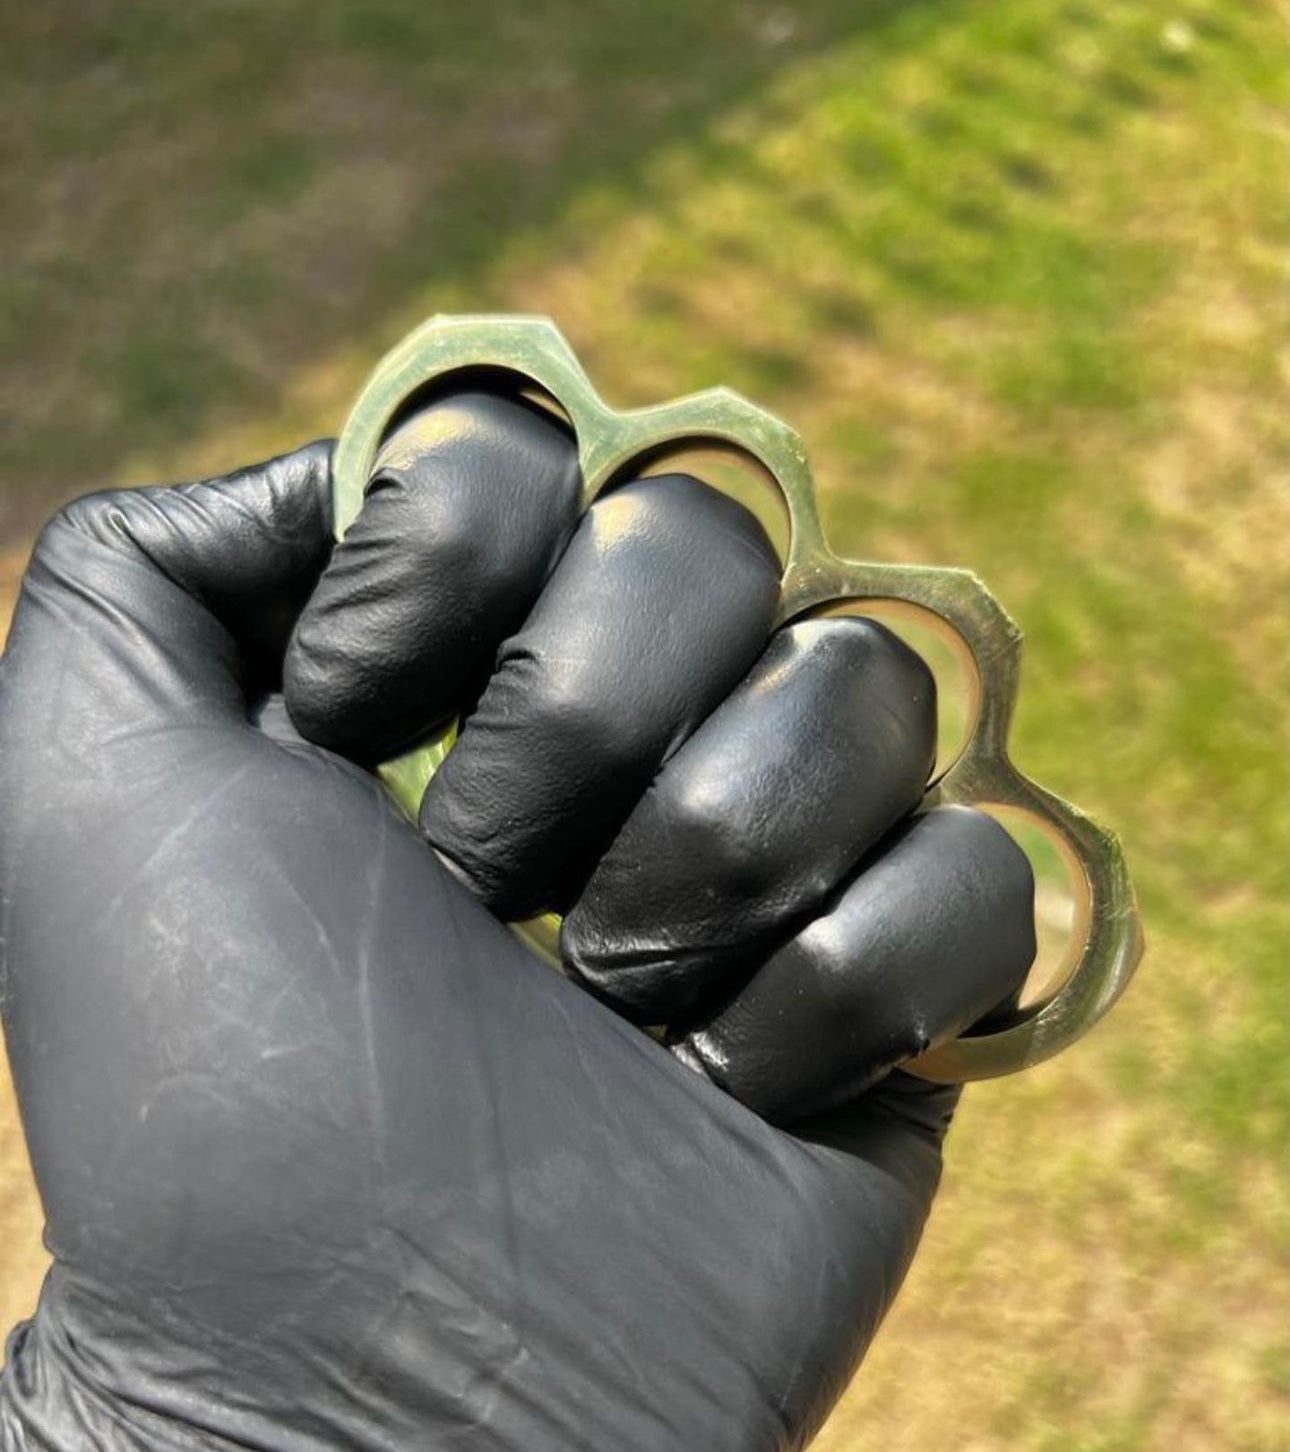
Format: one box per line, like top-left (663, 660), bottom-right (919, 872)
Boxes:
top-left (1, 0), bottom-right (1285, 1446)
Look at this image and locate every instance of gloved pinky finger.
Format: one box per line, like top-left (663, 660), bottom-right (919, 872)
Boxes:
top-left (670, 805), bottom-right (1036, 1126)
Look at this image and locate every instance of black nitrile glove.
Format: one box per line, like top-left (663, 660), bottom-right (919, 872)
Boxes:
top-left (0, 390), bottom-right (1035, 1452)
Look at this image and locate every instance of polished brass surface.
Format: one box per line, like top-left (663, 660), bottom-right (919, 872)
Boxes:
top-left (332, 314), bottom-right (1144, 1083)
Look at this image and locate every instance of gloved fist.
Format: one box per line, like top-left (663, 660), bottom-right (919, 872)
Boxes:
top-left (0, 389), bottom-right (1033, 1452)
top-left (287, 392), bottom-right (1034, 1122)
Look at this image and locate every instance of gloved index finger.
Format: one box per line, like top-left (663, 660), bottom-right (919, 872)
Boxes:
top-left (284, 391), bottom-right (582, 764)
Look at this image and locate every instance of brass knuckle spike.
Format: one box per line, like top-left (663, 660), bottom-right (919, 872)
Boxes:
top-left (333, 314), bottom-right (1144, 1083)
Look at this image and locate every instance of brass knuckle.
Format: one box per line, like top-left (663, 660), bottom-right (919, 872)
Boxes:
top-left (333, 314), bottom-right (1144, 1083)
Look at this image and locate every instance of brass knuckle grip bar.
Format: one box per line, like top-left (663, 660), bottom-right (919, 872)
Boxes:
top-left (332, 314), bottom-right (1144, 1083)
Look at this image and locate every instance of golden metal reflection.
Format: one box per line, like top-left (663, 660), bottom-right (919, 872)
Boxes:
top-left (332, 315), bottom-right (1144, 1083)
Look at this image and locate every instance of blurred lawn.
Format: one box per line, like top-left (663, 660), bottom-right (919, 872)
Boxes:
top-left (1, 1), bottom-right (1285, 1448)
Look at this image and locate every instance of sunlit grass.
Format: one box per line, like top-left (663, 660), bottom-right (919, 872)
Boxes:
top-left (1, 0), bottom-right (1285, 1446)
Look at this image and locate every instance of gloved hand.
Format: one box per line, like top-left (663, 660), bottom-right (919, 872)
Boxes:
top-left (0, 390), bottom-right (1034, 1452)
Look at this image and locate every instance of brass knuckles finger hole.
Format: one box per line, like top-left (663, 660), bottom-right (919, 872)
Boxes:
top-left (901, 748), bottom-right (1142, 1082)
top-left (601, 440), bottom-right (793, 567)
top-left (972, 804), bottom-right (1089, 1014)
top-left (807, 597), bottom-right (982, 786)
top-left (333, 315), bottom-right (1144, 1083)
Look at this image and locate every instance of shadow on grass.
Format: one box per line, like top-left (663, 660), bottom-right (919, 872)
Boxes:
top-left (2, 0), bottom-right (954, 546)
